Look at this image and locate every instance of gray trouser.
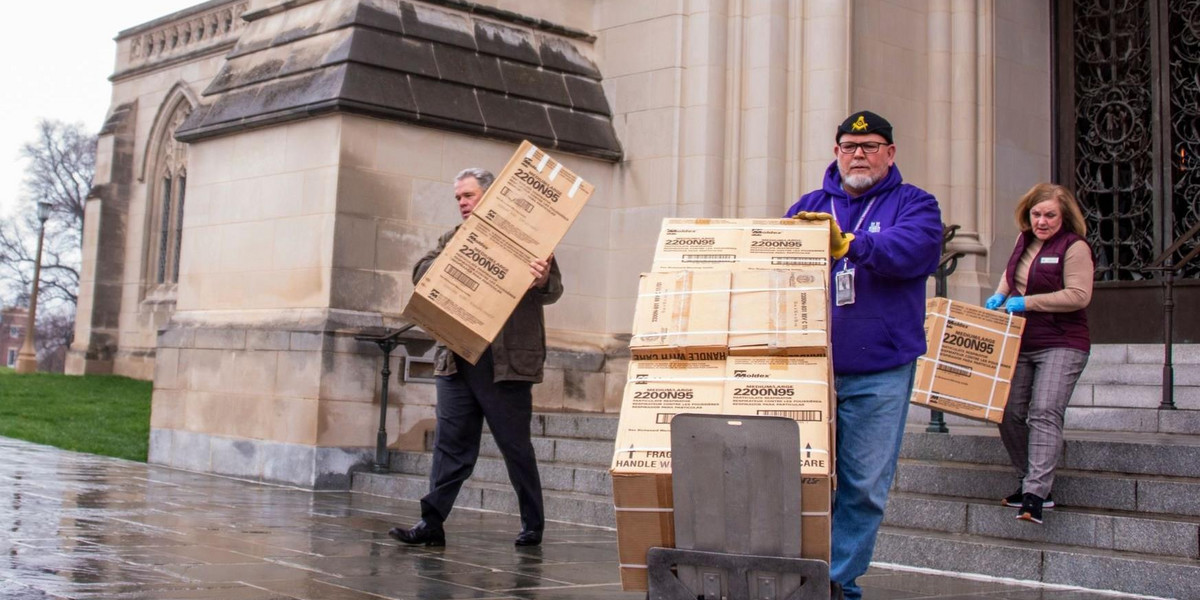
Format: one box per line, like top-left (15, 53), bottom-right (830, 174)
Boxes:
top-left (998, 347), bottom-right (1089, 498)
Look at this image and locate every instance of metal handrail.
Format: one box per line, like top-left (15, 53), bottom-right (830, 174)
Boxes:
top-left (928, 223), bottom-right (966, 434)
top-left (354, 324), bottom-right (436, 472)
top-left (1144, 219), bottom-right (1200, 410)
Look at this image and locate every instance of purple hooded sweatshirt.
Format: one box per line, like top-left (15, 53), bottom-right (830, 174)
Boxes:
top-left (785, 162), bottom-right (942, 375)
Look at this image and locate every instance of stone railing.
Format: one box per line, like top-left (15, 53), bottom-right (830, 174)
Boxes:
top-left (127, 2), bottom-right (249, 65)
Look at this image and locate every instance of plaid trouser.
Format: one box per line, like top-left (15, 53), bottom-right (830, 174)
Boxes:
top-left (998, 347), bottom-right (1089, 498)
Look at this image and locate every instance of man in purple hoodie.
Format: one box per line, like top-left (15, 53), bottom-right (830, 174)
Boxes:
top-left (785, 111), bottom-right (942, 600)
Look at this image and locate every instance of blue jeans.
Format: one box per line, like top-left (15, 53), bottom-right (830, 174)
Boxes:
top-left (831, 361), bottom-right (916, 600)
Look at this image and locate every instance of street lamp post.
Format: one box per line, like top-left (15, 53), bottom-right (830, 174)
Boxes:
top-left (15, 202), bottom-right (52, 374)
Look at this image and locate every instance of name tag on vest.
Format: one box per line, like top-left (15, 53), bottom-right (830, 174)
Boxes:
top-left (1040, 256), bottom-right (1060, 264)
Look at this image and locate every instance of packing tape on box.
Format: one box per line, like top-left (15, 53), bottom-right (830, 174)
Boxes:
top-left (632, 277), bottom-right (827, 348)
top-left (624, 372), bottom-right (830, 386)
top-left (630, 328), bottom-right (828, 339)
top-left (910, 386), bottom-right (1005, 419)
top-left (927, 306), bottom-right (1020, 419)
top-left (913, 355), bottom-right (1014, 384)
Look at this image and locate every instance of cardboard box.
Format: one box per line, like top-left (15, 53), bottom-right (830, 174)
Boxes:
top-left (611, 360), bottom-right (727, 473)
top-left (911, 298), bottom-right (1026, 423)
top-left (404, 218), bottom-right (536, 364)
top-left (728, 270), bottom-right (829, 355)
top-left (651, 219), bottom-right (830, 272)
top-left (611, 357), bottom-right (834, 591)
top-left (629, 271), bottom-right (732, 361)
top-left (404, 141), bottom-right (592, 363)
top-left (612, 472), bottom-right (674, 591)
top-left (611, 359), bottom-right (726, 590)
top-left (800, 476), bottom-right (833, 563)
top-left (612, 472), bottom-right (831, 591)
top-left (723, 356), bottom-right (833, 476)
top-left (473, 140), bottom-right (595, 259)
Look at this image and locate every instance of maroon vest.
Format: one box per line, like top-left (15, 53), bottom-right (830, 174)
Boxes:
top-left (1004, 230), bottom-right (1091, 353)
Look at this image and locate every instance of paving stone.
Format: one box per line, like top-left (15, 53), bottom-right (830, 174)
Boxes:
top-left (1043, 548), bottom-right (1200, 599)
top-left (884, 494), bottom-right (967, 533)
top-left (899, 427), bottom-right (1010, 465)
top-left (1136, 479), bottom-right (1200, 517)
top-left (1128, 343), bottom-right (1200, 365)
top-left (967, 502), bottom-right (1100, 547)
top-left (874, 530), bottom-right (1044, 581)
top-left (193, 328), bottom-right (247, 350)
top-left (550, 438), bottom-right (613, 466)
top-left (1088, 344), bottom-right (1130, 364)
top-left (1062, 437), bottom-right (1200, 478)
top-left (541, 412), bottom-right (619, 440)
top-left (1063, 407), bottom-right (1161, 432)
top-left (1111, 516), bottom-right (1200, 559)
top-left (245, 330), bottom-right (290, 351)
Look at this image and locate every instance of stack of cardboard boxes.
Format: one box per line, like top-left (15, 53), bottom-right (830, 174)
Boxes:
top-left (404, 141), bottom-right (594, 364)
top-left (611, 218), bottom-right (836, 590)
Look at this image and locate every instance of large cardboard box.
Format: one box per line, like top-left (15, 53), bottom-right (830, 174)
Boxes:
top-left (611, 357), bottom-right (834, 591)
top-left (611, 360), bottom-right (728, 473)
top-left (612, 473), bottom-right (831, 591)
top-left (723, 356), bottom-right (833, 476)
top-left (911, 298), bottom-right (1026, 423)
top-left (631, 270), bottom-right (829, 359)
top-left (629, 271), bottom-right (732, 361)
top-left (404, 218), bottom-right (537, 364)
top-left (404, 141), bottom-right (592, 363)
top-left (728, 270), bottom-right (829, 355)
top-left (473, 140), bottom-right (595, 259)
top-left (651, 219), bottom-right (830, 272)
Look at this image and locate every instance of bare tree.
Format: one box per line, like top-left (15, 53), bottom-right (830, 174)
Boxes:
top-left (0, 119), bottom-right (95, 366)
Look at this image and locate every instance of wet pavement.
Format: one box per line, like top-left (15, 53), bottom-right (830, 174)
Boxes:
top-left (0, 436), bottom-right (1148, 600)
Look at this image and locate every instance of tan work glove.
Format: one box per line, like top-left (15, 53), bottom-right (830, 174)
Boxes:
top-left (792, 211), bottom-right (855, 260)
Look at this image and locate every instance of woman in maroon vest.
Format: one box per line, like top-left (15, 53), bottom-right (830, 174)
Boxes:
top-left (984, 183), bottom-right (1093, 524)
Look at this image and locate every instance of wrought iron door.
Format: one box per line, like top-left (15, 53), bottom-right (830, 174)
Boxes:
top-left (1055, 0), bottom-right (1200, 342)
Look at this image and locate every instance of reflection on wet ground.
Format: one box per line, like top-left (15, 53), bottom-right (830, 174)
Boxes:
top-left (0, 437), bottom-right (1135, 599)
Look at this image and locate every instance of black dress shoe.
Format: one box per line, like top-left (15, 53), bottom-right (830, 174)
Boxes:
top-left (514, 529), bottom-right (543, 547)
top-left (388, 521), bottom-right (445, 546)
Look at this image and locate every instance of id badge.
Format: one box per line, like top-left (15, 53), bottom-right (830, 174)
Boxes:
top-left (835, 267), bottom-right (856, 306)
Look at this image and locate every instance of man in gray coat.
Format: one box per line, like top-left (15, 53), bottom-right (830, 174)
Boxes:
top-left (389, 167), bottom-right (562, 548)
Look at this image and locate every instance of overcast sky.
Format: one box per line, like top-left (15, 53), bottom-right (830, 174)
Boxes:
top-left (0, 1), bottom-right (202, 217)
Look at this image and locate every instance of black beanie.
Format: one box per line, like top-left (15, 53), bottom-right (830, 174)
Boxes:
top-left (836, 110), bottom-right (893, 144)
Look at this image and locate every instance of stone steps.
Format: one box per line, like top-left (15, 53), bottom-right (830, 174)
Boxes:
top-left (874, 526), bottom-right (1200, 599)
top-left (885, 492), bottom-right (1200, 560)
top-left (350, 393), bottom-right (1200, 596)
top-left (894, 460), bottom-right (1200, 518)
top-left (352, 470), bottom-right (615, 528)
top-left (900, 425), bottom-right (1200, 478)
top-left (388, 450), bottom-right (612, 497)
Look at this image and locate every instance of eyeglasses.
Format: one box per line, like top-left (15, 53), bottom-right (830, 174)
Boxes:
top-left (838, 141), bottom-right (890, 155)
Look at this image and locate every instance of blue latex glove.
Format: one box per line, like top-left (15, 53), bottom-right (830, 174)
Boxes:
top-left (1004, 296), bottom-right (1026, 314)
top-left (984, 293), bottom-right (1006, 310)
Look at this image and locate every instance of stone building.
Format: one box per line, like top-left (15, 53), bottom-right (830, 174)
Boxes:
top-left (1, 307), bottom-right (29, 369)
top-left (68, 0), bottom-right (1199, 488)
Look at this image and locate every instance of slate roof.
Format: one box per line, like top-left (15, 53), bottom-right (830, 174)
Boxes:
top-left (175, 0), bottom-right (621, 161)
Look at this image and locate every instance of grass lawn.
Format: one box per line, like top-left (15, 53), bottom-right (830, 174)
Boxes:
top-left (0, 369), bottom-right (152, 462)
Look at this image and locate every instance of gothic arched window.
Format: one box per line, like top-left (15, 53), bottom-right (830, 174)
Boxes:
top-left (145, 102), bottom-right (191, 292)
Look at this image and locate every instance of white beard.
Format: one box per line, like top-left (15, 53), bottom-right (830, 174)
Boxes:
top-left (843, 173), bottom-right (879, 192)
